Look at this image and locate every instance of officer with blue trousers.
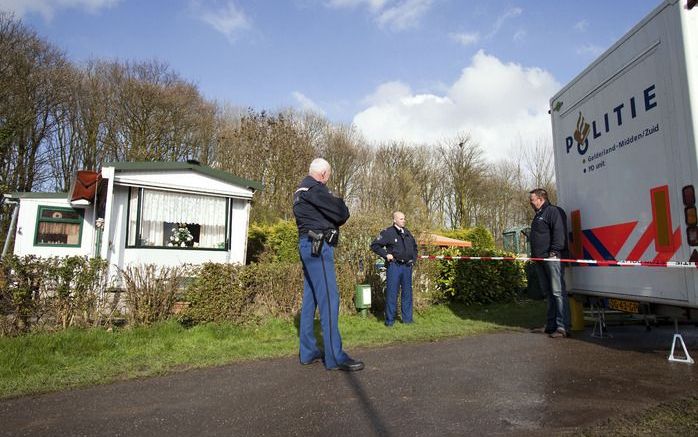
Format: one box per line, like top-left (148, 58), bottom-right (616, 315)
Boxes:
top-left (293, 158), bottom-right (364, 372)
top-left (371, 211), bottom-right (418, 326)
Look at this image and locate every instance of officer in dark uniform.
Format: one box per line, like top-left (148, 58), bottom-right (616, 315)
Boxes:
top-left (370, 211), bottom-right (418, 326)
top-left (293, 158), bottom-right (364, 371)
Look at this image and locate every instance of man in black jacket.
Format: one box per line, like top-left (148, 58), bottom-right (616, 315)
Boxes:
top-left (293, 158), bottom-right (364, 371)
top-left (370, 211), bottom-right (418, 326)
top-left (528, 188), bottom-right (571, 338)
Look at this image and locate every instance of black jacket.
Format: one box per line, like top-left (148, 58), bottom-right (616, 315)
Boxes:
top-left (370, 225), bottom-right (418, 263)
top-left (529, 201), bottom-right (567, 258)
top-left (293, 176), bottom-right (350, 235)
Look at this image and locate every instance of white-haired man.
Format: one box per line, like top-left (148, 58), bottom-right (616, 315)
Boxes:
top-left (293, 158), bottom-right (364, 371)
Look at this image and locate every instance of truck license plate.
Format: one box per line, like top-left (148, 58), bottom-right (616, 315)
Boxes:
top-left (608, 298), bottom-right (640, 313)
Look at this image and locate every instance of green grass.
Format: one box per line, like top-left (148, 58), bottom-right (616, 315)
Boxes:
top-left (576, 396), bottom-right (698, 436)
top-left (0, 299), bottom-right (545, 399)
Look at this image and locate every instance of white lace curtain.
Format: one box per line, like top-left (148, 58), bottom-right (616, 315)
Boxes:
top-left (129, 188), bottom-right (228, 248)
top-left (142, 190), bottom-right (227, 226)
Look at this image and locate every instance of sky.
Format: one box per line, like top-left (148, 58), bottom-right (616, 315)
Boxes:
top-left (1, 0), bottom-right (662, 162)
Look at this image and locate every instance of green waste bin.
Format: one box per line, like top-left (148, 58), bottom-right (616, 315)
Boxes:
top-left (354, 284), bottom-right (371, 317)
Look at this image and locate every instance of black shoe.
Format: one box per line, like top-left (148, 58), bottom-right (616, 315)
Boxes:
top-left (335, 359), bottom-right (364, 372)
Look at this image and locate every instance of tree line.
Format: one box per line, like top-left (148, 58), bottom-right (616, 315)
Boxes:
top-left (0, 13), bottom-right (556, 249)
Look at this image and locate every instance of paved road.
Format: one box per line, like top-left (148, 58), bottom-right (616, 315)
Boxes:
top-left (1, 325), bottom-right (697, 436)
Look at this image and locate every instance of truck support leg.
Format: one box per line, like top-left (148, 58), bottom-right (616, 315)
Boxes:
top-left (668, 319), bottom-right (694, 364)
top-left (591, 299), bottom-right (612, 339)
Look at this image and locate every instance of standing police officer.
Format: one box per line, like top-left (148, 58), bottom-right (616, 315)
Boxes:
top-left (293, 158), bottom-right (364, 371)
top-left (370, 211), bottom-right (418, 326)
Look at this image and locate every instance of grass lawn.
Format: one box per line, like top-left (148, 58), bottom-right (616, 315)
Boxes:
top-left (576, 396), bottom-right (698, 436)
top-left (0, 299), bottom-right (544, 399)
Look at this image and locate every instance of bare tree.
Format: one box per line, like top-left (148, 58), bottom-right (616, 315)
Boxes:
top-left (410, 145), bottom-right (446, 227)
top-left (0, 13), bottom-right (69, 193)
top-left (215, 109), bottom-right (315, 222)
top-left (520, 137), bottom-right (556, 201)
top-left (438, 134), bottom-right (486, 229)
top-left (370, 142), bottom-right (422, 215)
top-left (318, 123), bottom-right (368, 201)
top-left (99, 60), bottom-right (211, 163)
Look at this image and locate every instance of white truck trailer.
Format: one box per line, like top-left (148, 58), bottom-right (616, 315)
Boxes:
top-left (550, 0), bottom-right (698, 340)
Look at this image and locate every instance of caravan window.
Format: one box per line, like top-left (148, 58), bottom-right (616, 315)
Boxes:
top-left (126, 188), bottom-right (229, 250)
top-left (34, 206), bottom-right (83, 247)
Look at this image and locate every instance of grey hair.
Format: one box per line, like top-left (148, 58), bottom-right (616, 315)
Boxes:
top-left (529, 188), bottom-right (548, 200)
top-left (309, 158), bottom-right (331, 175)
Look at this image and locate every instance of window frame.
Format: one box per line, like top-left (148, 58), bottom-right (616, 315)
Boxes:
top-left (125, 187), bottom-right (231, 251)
top-left (33, 205), bottom-right (84, 248)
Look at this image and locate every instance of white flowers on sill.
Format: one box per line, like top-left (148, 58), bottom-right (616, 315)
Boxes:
top-left (170, 223), bottom-right (194, 247)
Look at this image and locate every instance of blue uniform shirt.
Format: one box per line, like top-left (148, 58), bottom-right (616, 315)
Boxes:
top-left (370, 225), bottom-right (418, 263)
top-left (293, 176), bottom-right (349, 235)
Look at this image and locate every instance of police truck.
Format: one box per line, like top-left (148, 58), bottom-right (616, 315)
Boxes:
top-left (550, 0), bottom-right (698, 359)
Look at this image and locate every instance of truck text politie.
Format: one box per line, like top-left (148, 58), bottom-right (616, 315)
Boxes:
top-left (550, 0), bottom-right (698, 319)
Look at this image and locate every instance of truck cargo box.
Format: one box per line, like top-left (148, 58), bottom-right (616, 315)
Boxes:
top-left (550, 0), bottom-right (698, 315)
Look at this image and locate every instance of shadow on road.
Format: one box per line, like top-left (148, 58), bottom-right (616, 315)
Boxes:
top-left (342, 371), bottom-right (391, 437)
top-left (443, 298), bottom-right (698, 359)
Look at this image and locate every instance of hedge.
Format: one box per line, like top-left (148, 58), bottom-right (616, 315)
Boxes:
top-left (434, 247), bottom-right (527, 305)
top-left (0, 255), bottom-right (109, 335)
top-left (0, 223), bottom-right (527, 335)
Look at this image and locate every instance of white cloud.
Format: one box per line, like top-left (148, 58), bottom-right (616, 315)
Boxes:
top-left (450, 31), bottom-right (480, 47)
top-left (574, 19), bottom-right (588, 32)
top-left (192, 1), bottom-right (251, 43)
top-left (0, 0), bottom-right (119, 21)
top-left (327, 0), bottom-right (433, 31)
top-left (361, 81), bottom-right (412, 105)
top-left (326, 0), bottom-right (388, 12)
top-left (576, 43), bottom-right (605, 57)
top-left (352, 50), bottom-right (560, 162)
top-left (376, 0), bottom-right (433, 30)
top-left (450, 8), bottom-right (523, 49)
top-left (292, 91), bottom-right (326, 115)
top-left (485, 7), bottom-right (522, 39)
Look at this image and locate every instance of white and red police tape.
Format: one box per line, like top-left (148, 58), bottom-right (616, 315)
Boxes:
top-left (418, 255), bottom-right (698, 269)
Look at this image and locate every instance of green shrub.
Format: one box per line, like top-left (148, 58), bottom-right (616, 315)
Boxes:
top-left (246, 224), bottom-right (267, 264)
top-left (181, 263), bottom-right (254, 325)
top-left (246, 220), bottom-right (299, 263)
top-left (435, 247), bottom-right (526, 305)
top-left (45, 256), bottom-right (109, 329)
top-left (243, 261), bottom-right (304, 318)
top-left (0, 255), bottom-right (108, 336)
top-left (0, 255), bottom-right (43, 335)
top-left (265, 221), bottom-right (300, 262)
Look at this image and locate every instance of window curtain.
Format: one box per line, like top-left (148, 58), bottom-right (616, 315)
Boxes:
top-left (128, 187), bottom-right (138, 246)
top-left (37, 222), bottom-right (80, 245)
top-left (200, 224), bottom-right (227, 248)
top-left (139, 189), bottom-right (227, 248)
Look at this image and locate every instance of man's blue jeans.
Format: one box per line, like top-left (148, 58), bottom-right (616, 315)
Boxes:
top-left (534, 260), bottom-right (570, 332)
